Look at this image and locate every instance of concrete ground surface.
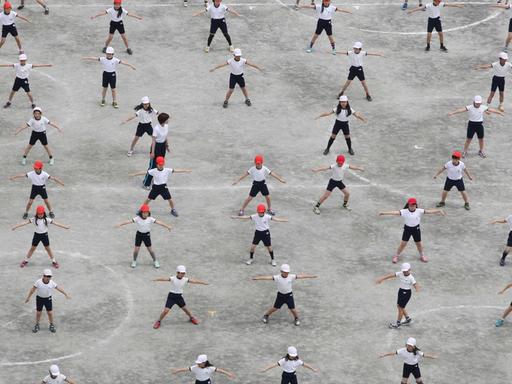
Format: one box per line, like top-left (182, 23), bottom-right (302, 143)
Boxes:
top-left (1, 0), bottom-right (512, 383)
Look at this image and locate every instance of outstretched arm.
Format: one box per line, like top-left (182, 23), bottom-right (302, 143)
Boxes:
top-left (189, 279), bottom-right (209, 285)
top-left (252, 275), bottom-right (274, 281)
top-left (432, 166), bottom-right (446, 179)
top-left (270, 171), bottom-right (286, 183)
top-left (407, 5), bottom-right (426, 14)
top-left (336, 7), bottom-right (352, 13)
top-left (12, 220), bottom-right (31, 231)
top-left (173, 169), bottom-right (192, 173)
top-left (315, 111), bottom-right (335, 120)
top-left (127, 12), bottom-right (143, 20)
top-left (210, 62), bottom-right (229, 72)
top-left (260, 363), bottom-right (279, 372)
top-left (303, 363), bottom-right (318, 372)
top-left (90, 10), bottom-right (107, 20)
top-left (312, 166), bottom-right (331, 172)
top-left (9, 172), bottom-right (27, 181)
top-left (50, 176), bottom-right (65, 186)
top-left (155, 220), bottom-right (172, 231)
top-left (171, 368), bottom-right (190, 374)
top-left (424, 208), bottom-right (445, 216)
top-left (378, 352), bottom-right (396, 358)
top-left (490, 218), bottom-right (507, 224)
top-left (48, 122), bottom-right (63, 132)
top-left (17, 14), bottom-right (31, 23)
top-left (81, 57), bottom-right (100, 61)
top-left (32, 64), bottom-right (53, 68)
top-left (445, 3), bottom-right (464, 8)
top-left (379, 211), bottom-right (400, 216)
top-left (490, 4), bottom-right (510, 8)
top-left (367, 52), bottom-right (385, 57)
top-left (153, 277), bottom-right (171, 282)
top-left (353, 111), bottom-right (367, 123)
top-left (499, 283), bottom-right (512, 294)
top-left (192, 9), bottom-right (207, 16)
top-left (120, 61), bottom-right (136, 70)
top-left (376, 273), bottom-right (395, 284)
top-left (217, 368), bottom-right (236, 379)
top-left (297, 273), bottom-right (318, 279)
top-left (487, 107), bottom-right (505, 116)
top-left (52, 221), bottom-right (70, 229)
top-left (14, 123), bottom-right (29, 135)
top-left (0, 64), bottom-right (14, 68)
top-left (231, 215), bottom-right (251, 220)
top-left (55, 286), bottom-right (71, 299)
top-left (232, 172), bottom-right (249, 185)
top-left (474, 64), bottom-right (492, 70)
top-left (246, 61), bottom-right (263, 71)
top-left (228, 8), bottom-right (241, 16)
top-left (115, 220), bottom-right (133, 228)
top-left (299, 4), bottom-right (316, 8)
top-left (423, 353), bottom-right (437, 359)
top-left (348, 164), bottom-right (364, 172)
top-left (130, 171), bottom-right (147, 177)
top-left (447, 107), bottom-right (467, 116)
top-left (271, 217), bottom-right (288, 223)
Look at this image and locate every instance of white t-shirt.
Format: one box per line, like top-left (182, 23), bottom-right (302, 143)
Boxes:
top-left (278, 358), bottom-right (304, 373)
top-left (333, 107), bottom-right (355, 122)
top-left (492, 61), bottom-right (512, 77)
top-left (106, 7), bottom-right (128, 22)
top-left (347, 50), bottom-right (367, 67)
top-left (34, 278), bottom-right (57, 298)
top-left (14, 63), bottom-right (33, 79)
top-left (399, 208), bottom-right (425, 227)
top-left (507, 214), bottom-right (512, 231)
top-left (396, 348), bottom-right (424, 365)
top-left (273, 274), bottom-right (297, 294)
top-left (315, 4), bottom-right (337, 20)
top-left (152, 123), bottom-right (168, 143)
top-left (425, 2), bottom-right (444, 18)
top-left (147, 167), bottom-right (173, 185)
top-left (228, 57), bottom-right (246, 75)
top-left (132, 216), bottom-right (156, 233)
top-left (0, 11), bottom-right (17, 25)
top-left (42, 374), bottom-right (67, 384)
top-left (444, 160), bottom-right (465, 180)
top-left (27, 170), bottom-right (50, 186)
top-left (136, 108), bottom-right (158, 124)
top-left (465, 104), bottom-right (488, 122)
top-left (169, 276), bottom-right (189, 294)
top-left (207, 4), bottom-right (228, 19)
top-left (30, 217), bottom-right (53, 234)
top-left (508, 3), bottom-right (512, 18)
top-left (395, 272), bottom-right (416, 290)
top-left (330, 163), bottom-right (349, 181)
top-left (190, 365), bottom-right (216, 381)
top-left (99, 57), bottom-right (120, 73)
top-left (250, 213), bottom-right (272, 231)
top-left (27, 116), bottom-right (50, 133)
top-left (248, 166), bottom-right (271, 182)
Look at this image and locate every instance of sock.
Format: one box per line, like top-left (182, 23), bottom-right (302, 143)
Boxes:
top-left (223, 33), bottom-right (232, 45)
top-left (345, 137), bottom-right (352, 150)
top-left (49, 156), bottom-right (53, 159)
top-left (330, 42), bottom-right (335, 50)
top-left (133, 252), bottom-right (138, 261)
top-left (343, 200), bottom-right (348, 207)
top-left (502, 251), bottom-right (509, 260)
top-left (250, 251), bottom-right (254, 259)
top-left (269, 251), bottom-right (274, 260)
top-left (207, 34), bottom-right (214, 46)
top-left (326, 137), bottom-right (335, 150)
top-left (23, 155), bottom-right (27, 158)
top-left (309, 41), bottom-right (314, 48)
top-left (149, 251), bottom-right (156, 261)
top-left (315, 202), bottom-right (321, 208)
top-left (426, 43), bottom-right (430, 47)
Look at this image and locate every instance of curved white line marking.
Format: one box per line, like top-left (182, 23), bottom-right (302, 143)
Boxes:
top-left (1, 352), bottom-right (83, 367)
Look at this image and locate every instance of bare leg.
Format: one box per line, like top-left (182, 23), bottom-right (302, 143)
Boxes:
top-left (317, 190), bottom-right (332, 205)
top-left (499, 91), bottom-right (505, 105)
top-left (133, 246), bottom-right (140, 261)
top-left (42, 145), bottom-right (53, 158)
top-left (26, 245), bottom-right (37, 260)
top-left (130, 136), bottom-right (140, 151)
top-left (44, 245), bottom-right (54, 260)
top-left (14, 36), bottom-right (23, 51)
top-left (414, 241), bottom-right (424, 257)
top-left (341, 188), bottom-right (350, 205)
top-left (439, 190), bottom-right (448, 203)
top-left (25, 199), bottom-right (34, 212)
top-left (104, 34), bottom-right (114, 48)
top-left (101, 87), bottom-right (108, 100)
top-left (487, 91), bottom-right (496, 104)
top-left (340, 79), bottom-right (352, 94)
top-left (360, 80), bottom-right (370, 96)
top-left (396, 305), bottom-right (403, 322)
top-left (0, 37), bottom-right (5, 48)
top-left (240, 86), bottom-right (249, 99)
top-left (502, 305), bottom-right (512, 319)
top-left (112, 88), bottom-right (117, 103)
top-left (147, 247), bottom-right (156, 261)
top-left (426, 32), bottom-right (432, 45)
top-left (439, 31), bottom-right (444, 45)
top-left (460, 191), bottom-right (469, 204)
top-left (478, 138), bottom-right (484, 151)
top-left (462, 138), bottom-right (472, 153)
top-left (26, 91), bottom-right (34, 104)
top-left (240, 196), bottom-right (253, 211)
top-left (167, 198), bottom-right (175, 210)
top-left (395, 241), bottom-right (408, 257)
top-left (290, 308), bottom-right (299, 319)
top-left (7, 90), bottom-right (16, 102)
top-left (308, 34), bottom-right (319, 48)
top-left (157, 308), bottom-right (170, 322)
top-left (180, 305), bottom-right (194, 318)
top-left (506, 32), bottom-right (512, 48)
top-left (47, 310), bottom-right (54, 324)
top-left (264, 195), bottom-right (272, 211)
top-left (23, 144), bottom-right (34, 157)
top-left (43, 198), bottom-right (53, 211)
top-left (36, 0), bottom-right (49, 9)
top-left (224, 88), bottom-right (234, 101)
top-left (120, 33), bottom-right (130, 49)
top-left (264, 306), bottom-right (279, 317)
top-left (35, 310), bottom-right (42, 323)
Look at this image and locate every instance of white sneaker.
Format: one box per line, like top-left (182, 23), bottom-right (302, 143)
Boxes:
top-left (49, 158), bottom-right (54, 165)
top-left (154, 260), bottom-right (160, 268)
top-left (313, 206), bottom-right (320, 214)
top-left (21, 157), bottom-right (27, 165)
top-left (204, 46), bottom-right (210, 53)
top-left (229, 45), bottom-right (234, 52)
top-left (126, 150), bottom-right (133, 157)
top-left (183, 0), bottom-right (188, 6)
top-left (245, 259), bottom-right (253, 265)
top-left (131, 261), bottom-right (137, 268)
top-left (271, 260), bottom-right (277, 266)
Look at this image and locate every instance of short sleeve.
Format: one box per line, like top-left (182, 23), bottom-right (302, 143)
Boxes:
top-left (506, 215), bottom-right (512, 225)
top-left (418, 351), bottom-right (424, 357)
top-left (418, 209), bottom-right (425, 216)
top-left (277, 358), bottom-right (285, 366)
top-left (350, 108), bottom-right (355, 114)
top-left (47, 218), bottom-right (53, 225)
top-left (206, 5), bottom-right (211, 11)
top-left (460, 163), bottom-right (466, 170)
top-left (483, 105), bottom-right (489, 112)
top-left (291, 274), bottom-right (297, 281)
top-left (272, 275), bottom-right (279, 281)
top-left (298, 359), bottom-right (304, 366)
top-left (443, 161), bottom-right (449, 169)
top-left (250, 214), bottom-right (256, 221)
top-left (399, 209), bottom-right (406, 216)
top-left (132, 217), bottom-right (138, 223)
top-left (28, 64), bottom-right (33, 69)
top-left (29, 218), bottom-right (35, 224)
top-left (395, 271), bottom-right (400, 278)
top-left (330, 164), bottom-right (335, 170)
top-left (189, 366), bottom-right (195, 372)
top-left (123, 8), bottom-right (129, 15)
top-left (332, 107), bottom-right (337, 113)
top-left (135, 110), bottom-right (141, 117)
top-left (150, 217), bottom-right (156, 224)
top-left (148, 169), bottom-right (156, 176)
top-left (43, 117), bottom-right (50, 124)
top-left (465, 105), bottom-right (471, 111)
top-left (410, 275), bottom-right (417, 285)
top-left (209, 367), bottom-right (217, 374)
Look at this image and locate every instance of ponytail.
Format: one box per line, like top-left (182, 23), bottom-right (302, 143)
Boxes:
top-left (134, 103), bottom-right (153, 113)
top-left (34, 213), bottom-right (48, 227)
top-left (117, 6), bottom-right (123, 18)
top-left (336, 102), bottom-right (352, 117)
top-left (413, 346), bottom-right (421, 355)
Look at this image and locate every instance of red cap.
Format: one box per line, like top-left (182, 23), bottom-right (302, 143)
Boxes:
top-left (336, 155), bottom-right (345, 164)
top-left (257, 204), bottom-right (266, 213)
top-left (36, 205), bottom-right (45, 214)
top-left (4, 2), bottom-right (12, 9)
top-left (155, 156), bottom-right (165, 165)
top-left (254, 155), bottom-right (263, 164)
top-left (407, 197), bottom-right (417, 205)
top-left (452, 151), bottom-right (462, 159)
top-left (33, 160), bottom-right (43, 169)
top-left (140, 204), bottom-right (150, 213)
top-left (113, 0), bottom-right (122, 3)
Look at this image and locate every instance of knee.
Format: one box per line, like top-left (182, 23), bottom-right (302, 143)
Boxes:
top-left (163, 308), bottom-right (170, 314)
top-left (331, 134), bottom-right (337, 139)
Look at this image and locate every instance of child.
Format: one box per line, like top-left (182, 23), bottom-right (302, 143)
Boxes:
top-left (0, 2), bottom-right (30, 53)
top-left (496, 282), bottom-right (512, 326)
top-left (433, 150), bottom-right (473, 210)
top-left (143, 112), bottom-right (170, 188)
top-left (121, 96), bottom-right (158, 157)
top-left (490, 215), bottom-right (512, 266)
top-left (261, 346), bottom-right (318, 383)
top-left (41, 365), bottom-right (76, 384)
top-left (18, 0), bottom-right (49, 15)
top-left (474, 52), bottom-right (512, 111)
top-left (171, 354), bottom-right (236, 381)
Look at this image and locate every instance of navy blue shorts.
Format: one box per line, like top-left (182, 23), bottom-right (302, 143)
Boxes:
top-left (36, 296), bottom-right (52, 311)
top-left (136, 123), bottom-right (153, 137)
top-left (397, 288), bottom-right (412, 308)
top-left (402, 225), bottom-right (421, 242)
top-left (109, 20), bottom-right (125, 34)
top-left (273, 292), bottom-right (295, 309)
top-left (348, 66), bottom-right (365, 81)
top-left (252, 230), bottom-right (271, 246)
top-left (229, 73), bottom-right (245, 89)
top-left (165, 292), bottom-right (186, 308)
top-left (30, 185), bottom-right (48, 200)
top-left (249, 181), bottom-right (269, 197)
top-left (102, 71), bottom-right (116, 89)
top-left (443, 178), bottom-right (465, 192)
top-left (315, 19), bottom-right (332, 35)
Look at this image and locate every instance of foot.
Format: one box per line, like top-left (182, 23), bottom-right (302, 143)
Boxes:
top-left (3, 101), bottom-right (11, 108)
top-left (461, 150), bottom-right (467, 158)
top-left (189, 317), bottom-right (199, 325)
top-left (102, 47), bottom-right (107, 53)
top-left (49, 323), bottom-right (56, 333)
top-left (401, 2), bottom-right (408, 9)
top-left (306, 47), bottom-right (313, 53)
top-left (52, 261), bottom-right (60, 268)
top-left (478, 150), bottom-right (487, 158)
top-left (143, 185), bottom-right (151, 191)
top-left (294, 318), bottom-right (301, 326)
top-left (21, 157), bottom-right (27, 165)
top-left (22, 212), bottom-right (28, 220)
top-left (100, 99), bottom-right (106, 107)
top-left (31, 103), bottom-right (36, 109)
top-left (496, 319), bottom-right (505, 327)
top-left (44, 7), bottom-right (49, 15)
top-left (204, 46), bottom-right (210, 53)
top-left (464, 202), bottom-right (470, 210)
top-left (500, 258), bottom-right (506, 266)
top-left (440, 45), bottom-right (447, 52)
top-left (425, 45), bottom-right (430, 51)
top-left (154, 260), bottom-right (160, 268)
top-left (17, 4), bottom-right (24, 9)
top-left (49, 158), bottom-right (54, 165)
top-left (127, 48), bottom-right (133, 55)
top-left (267, 209), bottom-right (276, 216)
top-left (238, 210), bottom-right (244, 216)
top-left (245, 98), bottom-right (252, 106)
top-left (313, 206), bottom-right (320, 215)
top-left (112, 101), bottom-right (118, 109)
top-left (20, 260), bottom-right (28, 268)
top-left (389, 321), bottom-right (401, 329)
top-left (366, 94), bottom-right (373, 102)
top-left (223, 100), bottom-right (228, 108)
top-left (131, 260), bottom-right (137, 268)
top-left (499, 104), bottom-right (505, 112)
top-left (420, 255), bottom-right (428, 263)
top-left (392, 255), bottom-right (399, 263)
top-left (245, 259), bottom-right (253, 265)
top-left (331, 48), bottom-right (337, 55)
top-left (229, 45), bottom-right (234, 52)
top-left (342, 203), bottom-right (351, 211)
top-left (294, 4), bottom-right (299, 9)
top-left (348, 148), bottom-right (355, 155)
top-left (170, 208), bottom-right (179, 217)
top-left (262, 315), bottom-right (269, 324)
top-left (183, 0), bottom-right (188, 6)
top-left (32, 323), bottom-right (39, 333)
top-left (402, 316), bottom-right (413, 325)
top-left (49, 211), bottom-right (55, 218)
top-left (504, 47), bottom-right (509, 53)
top-left (126, 150), bottom-right (133, 157)
top-left (153, 320), bottom-right (161, 329)
top-left (271, 260), bottom-right (277, 266)
top-left (436, 201), bottom-right (445, 207)
top-left (323, 148), bottom-right (329, 155)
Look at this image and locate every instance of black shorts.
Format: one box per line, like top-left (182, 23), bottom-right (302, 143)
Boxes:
top-left (252, 230), bottom-right (271, 246)
top-left (229, 73), bottom-right (245, 89)
top-left (281, 371), bottom-right (298, 384)
top-left (136, 123), bottom-right (153, 137)
top-left (443, 178), bottom-right (465, 192)
top-left (348, 66), bottom-right (365, 81)
top-left (32, 232), bottom-right (49, 247)
top-left (327, 178), bottom-right (346, 192)
top-left (102, 71), bottom-right (116, 89)
top-left (427, 17), bottom-right (442, 32)
top-left (402, 363), bottom-right (421, 379)
top-left (507, 231), bottom-right (512, 247)
top-left (332, 120), bottom-right (350, 136)
top-left (397, 288), bottom-right (412, 308)
top-left (491, 75), bottom-right (505, 92)
top-left (12, 77), bottom-right (30, 92)
top-left (249, 180), bottom-right (269, 197)
top-left (402, 225), bottom-right (421, 242)
top-left (210, 18), bottom-right (228, 34)
top-left (29, 131), bottom-right (48, 146)
top-left (135, 231), bottom-right (151, 247)
top-left (109, 20), bottom-right (125, 34)
top-left (148, 184), bottom-right (171, 200)
top-left (196, 380), bottom-right (211, 384)
top-left (315, 19), bottom-right (332, 36)
top-left (154, 141), bottom-right (167, 157)
top-left (509, 18), bottom-right (512, 33)
top-left (467, 121), bottom-right (484, 139)
top-left (30, 185), bottom-right (48, 200)
top-left (2, 24), bottom-right (18, 37)
top-left (36, 296), bottom-right (52, 311)
top-left (273, 292), bottom-right (295, 309)
top-left (165, 292), bottom-right (186, 309)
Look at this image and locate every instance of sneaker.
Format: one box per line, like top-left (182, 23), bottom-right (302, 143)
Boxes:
top-left (112, 102), bottom-right (118, 109)
top-left (223, 100), bottom-right (228, 108)
top-left (143, 185), bottom-right (151, 191)
top-left (499, 104), bottom-right (505, 112)
top-left (153, 320), bottom-right (161, 329)
top-left (22, 212), bottom-right (28, 220)
top-left (478, 150), bottom-right (487, 158)
top-left (401, 2), bottom-right (407, 9)
top-left (102, 47), bottom-right (107, 53)
top-left (342, 203), bottom-right (351, 211)
top-left (100, 99), bottom-right (106, 107)
top-left (402, 317), bottom-right (413, 325)
top-left (366, 94), bottom-right (373, 102)
top-left (126, 150), bottom-right (133, 157)
top-left (496, 319), bottom-right (505, 327)
top-left (131, 260), bottom-right (137, 268)
top-left (323, 148), bottom-right (329, 155)
top-left (294, 318), bottom-right (301, 326)
top-left (189, 317), bottom-right (199, 325)
top-left (3, 101), bottom-right (11, 108)
top-left (245, 99), bottom-right (252, 106)
top-left (49, 323), bottom-right (56, 333)
top-left (17, 4), bottom-right (24, 9)
top-left (20, 260), bottom-right (28, 268)
top-left (271, 260), bottom-right (277, 266)
top-left (262, 315), bottom-right (269, 324)
top-left (331, 48), bottom-right (337, 55)
top-left (461, 151), bottom-right (467, 158)
top-left (183, 0), bottom-right (188, 6)
top-left (238, 210), bottom-right (244, 216)
top-left (32, 323), bottom-right (39, 333)
top-left (306, 47), bottom-right (313, 53)
top-left (127, 48), bottom-right (133, 55)
top-left (348, 148), bottom-right (355, 155)
top-left (49, 211), bottom-right (55, 218)
top-left (420, 255), bottom-right (428, 263)
top-left (52, 261), bottom-right (60, 268)
top-left (425, 45), bottom-right (430, 51)
top-left (392, 255), bottom-right (399, 263)
top-left (44, 7), bottom-right (49, 15)
top-left (500, 258), bottom-right (506, 266)
top-left (245, 259), bottom-right (253, 265)
top-left (229, 45), bottom-right (234, 52)
top-left (440, 45), bottom-right (448, 52)
top-left (49, 158), bottom-right (54, 165)
top-left (389, 322), bottom-right (401, 329)
top-left (154, 260), bottom-right (160, 268)
top-left (436, 201), bottom-right (445, 207)
top-left (503, 47), bottom-right (509, 53)
top-left (31, 103), bottom-right (36, 109)
top-left (21, 157), bottom-right (27, 165)
top-left (204, 46), bottom-right (210, 53)
top-left (170, 209), bottom-right (179, 217)
top-left (294, 4), bottom-right (299, 10)
top-left (464, 203), bottom-right (470, 210)
top-left (267, 209), bottom-right (275, 216)
top-left (313, 206), bottom-right (320, 215)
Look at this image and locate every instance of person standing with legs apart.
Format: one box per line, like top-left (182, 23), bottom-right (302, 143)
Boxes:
top-left (10, 160), bottom-right (64, 219)
top-left (172, 354), bottom-right (236, 381)
top-left (379, 198), bottom-right (445, 263)
top-left (0, 2), bottom-right (30, 53)
top-left (433, 151), bottom-right (473, 210)
top-left (115, 204), bottom-right (172, 269)
top-left (142, 113), bottom-right (170, 189)
top-left (474, 52), bottom-right (512, 111)
top-left (376, 263), bottom-right (420, 329)
top-left (253, 263), bottom-right (317, 326)
top-left (18, 0), bottom-right (49, 15)
top-left (82, 47), bottom-right (136, 108)
top-left (490, 2), bottom-right (512, 52)
top-left (490, 215), bottom-right (512, 266)
top-left (408, 0), bottom-right (464, 52)
top-left (13, 205), bottom-right (69, 268)
top-left (261, 346), bottom-right (318, 383)
top-left (379, 338), bottom-right (437, 384)
top-left (496, 282), bottom-right (512, 326)
top-left (232, 155), bottom-right (286, 216)
top-left (312, 154), bottom-right (364, 214)
top-left (152, 265), bottom-right (208, 328)
top-left (336, 42), bottom-right (384, 101)
top-left (401, 0), bottom-right (423, 11)
top-left (1, 54), bottom-right (52, 109)
top-left (14, 107), bottom-right (63, 165)
top-left (231, 203), bottom-right (288, 266)
top-left (24, 269), bottom-right (70, 333)
top-left (300, 0), bottom-right (352, 54)
top-left (315, 95), bottom-right (367, 155)
top-left (447, 95), bottom-right (503, 158)
top-left (90, 0), bottom-right (142, 55)
top-left (121, 96), bottom-right (158, 157)
top-left (193, 0), bottom-right (240, 53)
top-left (210, 48), bottom-right (263, 108)
top-left (41, 365), bottom-right (76, 384)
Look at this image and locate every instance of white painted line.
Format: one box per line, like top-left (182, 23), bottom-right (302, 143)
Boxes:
top-left (0, 352), bottom-right (83, 367)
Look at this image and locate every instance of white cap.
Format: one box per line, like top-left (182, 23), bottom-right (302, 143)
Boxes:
top-left (49, 365), bottom-right (60, 375)
top-left (43, 269), bottom-right (53, 276)
top-left (141, 96), bottom-right (150, 104)
top-left (19, 53), bottom-right (27, 61)
top-left (287, 346), bottom-right (298, 357)
top-left (106, 46), bottom-right (115, 54)
top-left (406, 337), bottom-right (417, 346)
top-left (474, 95), bottom-right (483, 103)
top-left (280, 264), bottom-right (290, 272)
top-left (339, 95), bottom-right (348, 102)
top-left (353, 41), bottom-right (363, 49)
top-left (176, 265), bottom-right (186, 273)
top-left (195, 354), bottom-right (208, 364)
top-left (233, 48), bottom-right (242, 56)
top-left (33, 106), bottom-right (42, 113)
top-left (401, 263), bottom-right (411, 272)
top-left (499, 52), bottom-right (508, 60)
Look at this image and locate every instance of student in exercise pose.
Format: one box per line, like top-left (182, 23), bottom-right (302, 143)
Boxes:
top-left (171, 354), bottom-right (236, 381)
top-left (379, 198), bottom-right (445, 263)
top-left (143, 112), bottom-right (170, 188)
top-left (490, 2), bottom-right (512, 52)
top-left (40, 365), bottom-right (76, 384)
top-left (261, 346), bottom-right (318, 384)
top-left (18, 0), bottom-right (49, 15)
top-left (496, 282), bottom-right (512, 326)
top-left (474, 52), bottom-right (512, 111)
top-left (490, 215), bottom-right (512, 266)
top-left (0, 2), bottom-right (30, 53)
top-left (231, 203), bottom-right (288, 266)
top-left (121, 96), bottom-right (158, 157)
top-left (401, 0), bottom-right (423, 10)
